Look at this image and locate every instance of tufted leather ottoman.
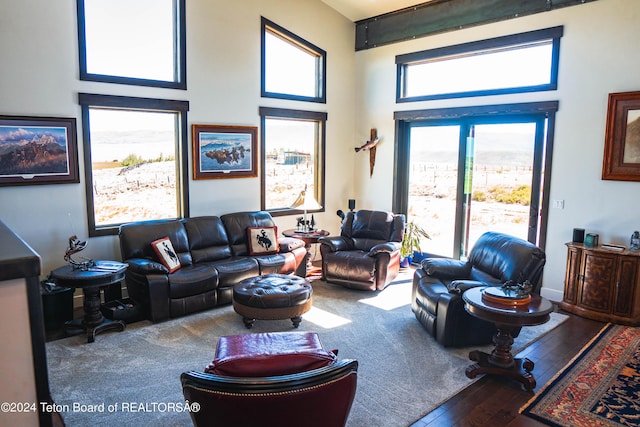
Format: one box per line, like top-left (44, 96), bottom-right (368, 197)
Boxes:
top-left (232, 274), bottom-right (313, 329)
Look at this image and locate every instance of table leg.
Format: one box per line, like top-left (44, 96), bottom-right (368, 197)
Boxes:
top-left (65, 285), bottom-right (125, 343)
top-left (465, 324), bottom-right (537, 390)
top-left (82, 285), bottom-right (104, 327)
top-left (304, 242), bottom-right (313, 274)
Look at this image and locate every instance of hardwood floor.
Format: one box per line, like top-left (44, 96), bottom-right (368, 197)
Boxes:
top-left (411, 311), bottom-right (605, 427)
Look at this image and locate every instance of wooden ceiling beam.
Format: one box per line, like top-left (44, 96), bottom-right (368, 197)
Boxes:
top-left (355, 0), bottom-right (598, 51)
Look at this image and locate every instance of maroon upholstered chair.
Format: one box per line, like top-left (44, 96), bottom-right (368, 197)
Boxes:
top-left (319, 210), bottom-right (405, 291)
top-left (181, 332), bottom-right (358, 427)
top-left (181, 360), bottom-right (358, 427)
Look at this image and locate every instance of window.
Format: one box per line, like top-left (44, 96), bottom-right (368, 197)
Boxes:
top-left (77, 0), bottom-right (186, 89)
top-left (261, 18), bottom-right (326, 103)
top-left (79, 93), bottom-right (190, 236)
top-left (394, 102), bottom-right (558, 256)
top-left (259, 107), bottom-right (326, 215)
top-left (397, 27), bottom-right (562, 101)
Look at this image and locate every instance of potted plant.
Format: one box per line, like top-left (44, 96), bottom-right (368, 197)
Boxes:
top-left (400, 221), bottom-right (430, 268)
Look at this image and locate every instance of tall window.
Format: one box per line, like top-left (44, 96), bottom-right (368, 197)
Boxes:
top-left (259, 107), bottom-right (326, 215)
top-left (79, 94), bottom-right (189, 236)
top-left (77, 0), bottom-right (186, 89)
top-left (397, 26), bottom-right (562, 101)
top-left (261, 18), bottom-right (326, 103)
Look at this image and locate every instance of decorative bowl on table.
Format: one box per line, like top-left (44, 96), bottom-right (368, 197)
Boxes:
top-left (481, 281), bottom-right (532, 308)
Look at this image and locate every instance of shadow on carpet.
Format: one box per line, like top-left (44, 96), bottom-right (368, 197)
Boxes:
top-left (47, 273), bottom-right (567, 427)
top-left (520, 323), bottom-right (640, 426)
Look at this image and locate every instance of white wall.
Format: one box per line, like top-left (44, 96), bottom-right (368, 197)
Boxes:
top-left (354, 0), bottom-right (640, 301)
top-left (0, 0), bottom-right (356, 275)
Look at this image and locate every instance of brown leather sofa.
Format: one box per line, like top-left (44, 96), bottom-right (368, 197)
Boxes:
top-left (119, 211), bottom-right (307, 322)
top-left (319, 210), bottom-right (405, 291)
top-left (411, 231), bottom-right (546, 347)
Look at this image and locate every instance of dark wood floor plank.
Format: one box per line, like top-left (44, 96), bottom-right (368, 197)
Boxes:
top-left (415, 312), bottom-right (605, 426)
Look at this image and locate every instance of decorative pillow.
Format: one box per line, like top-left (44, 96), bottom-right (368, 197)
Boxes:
top-left (205, 332), bottom-right (338, 377)
top-left (150, 237), bottom-right (181, 273)
top-left (247, 226), bottom-right (279, 255)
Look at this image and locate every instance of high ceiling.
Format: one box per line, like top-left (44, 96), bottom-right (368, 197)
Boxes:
top-left (320, 0), bottom-right (435, 22)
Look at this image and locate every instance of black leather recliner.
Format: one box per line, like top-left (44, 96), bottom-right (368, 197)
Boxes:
top-left (411, 231), bottom-right (546, 347)
top-left (319, 210), bottom-right (405, 291)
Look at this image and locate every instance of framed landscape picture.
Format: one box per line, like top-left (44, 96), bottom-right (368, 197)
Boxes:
top-left (192, 124), bottom-right (258, 179)
top-left (0, 115), bottom-right (79, 186)
top-left (602, 91), bottom-right (640, 181)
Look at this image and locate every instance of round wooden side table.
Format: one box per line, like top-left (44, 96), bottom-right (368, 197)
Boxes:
top-left (462, 286), bottom-right (553, 390)
top-left (282, 229), bottom-right (329, 276)
top-left (50, 261), bottom-right (127, 343)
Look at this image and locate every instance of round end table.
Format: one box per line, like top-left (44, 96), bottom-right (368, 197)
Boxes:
top-left (282, 229), bottom-right (329, 276)
top-left (50, 261), bottom-right (127, 343)
top-left (462, 286), bottom-right (553, 390)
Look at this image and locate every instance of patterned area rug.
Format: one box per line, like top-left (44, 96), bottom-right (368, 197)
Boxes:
top-left (520, 323), bottom-right (640, 426)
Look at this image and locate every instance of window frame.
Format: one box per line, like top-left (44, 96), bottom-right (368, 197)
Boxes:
top-left (76, 0), bottom-right (187, 89)
top-left (261, 17), bottom-right (327, 103)
top-left (259, 107), bottom-right (327, 217)
top-left (396, 26), bottom-right (563, 102)
top-left (78, 93), bottom-right (190, 237)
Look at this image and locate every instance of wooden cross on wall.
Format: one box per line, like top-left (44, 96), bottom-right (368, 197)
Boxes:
top-left (355, 128), bottom-right (380, 177)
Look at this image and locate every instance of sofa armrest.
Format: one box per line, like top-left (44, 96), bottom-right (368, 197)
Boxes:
top-left (146, 274), bottom-right (171, 322)
top-left (279, 237), bottom-right (305, 252)
top-left (318, 236), bottom-right (351, 253)
top-left (368, 242), bottom-right (401, 256)
top-left (126, 258), bottom-right (168, 274)
top-left (124, 259), bottom-right (171, 322)
top-left (421, 258), bottom-right (471, 279)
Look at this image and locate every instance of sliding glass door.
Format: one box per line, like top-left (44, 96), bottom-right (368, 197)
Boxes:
top-left (396, 105), bottom-right (553, 259)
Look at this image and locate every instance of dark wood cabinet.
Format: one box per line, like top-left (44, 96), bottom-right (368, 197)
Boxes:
top-left (561, 243), bottom-right (640, 325)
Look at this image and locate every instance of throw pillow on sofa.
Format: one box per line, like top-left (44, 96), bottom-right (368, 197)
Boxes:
top-left (247, 226), bottom-right (279, 255)
top-left (151, 237), bottom-right (182, 273)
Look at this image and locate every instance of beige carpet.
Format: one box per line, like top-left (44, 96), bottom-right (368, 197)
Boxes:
top-left (46, 271), bottom-right (567, 427)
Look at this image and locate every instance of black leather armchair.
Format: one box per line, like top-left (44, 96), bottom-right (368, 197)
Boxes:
top-left (319, 210), bottom-right (405, 291)
top-left (411, 231), bottom-right (546, 347)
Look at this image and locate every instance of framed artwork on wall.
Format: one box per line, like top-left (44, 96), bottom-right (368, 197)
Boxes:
top-left (602, 91), bottom-right (640, 181)
top-left (191, 124), bottom-right (258, 179)
top-left (0, 115), bottom-right (79, 186)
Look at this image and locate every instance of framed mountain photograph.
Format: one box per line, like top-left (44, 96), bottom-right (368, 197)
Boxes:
top-left (0, 115), bottom-right (79, 186)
